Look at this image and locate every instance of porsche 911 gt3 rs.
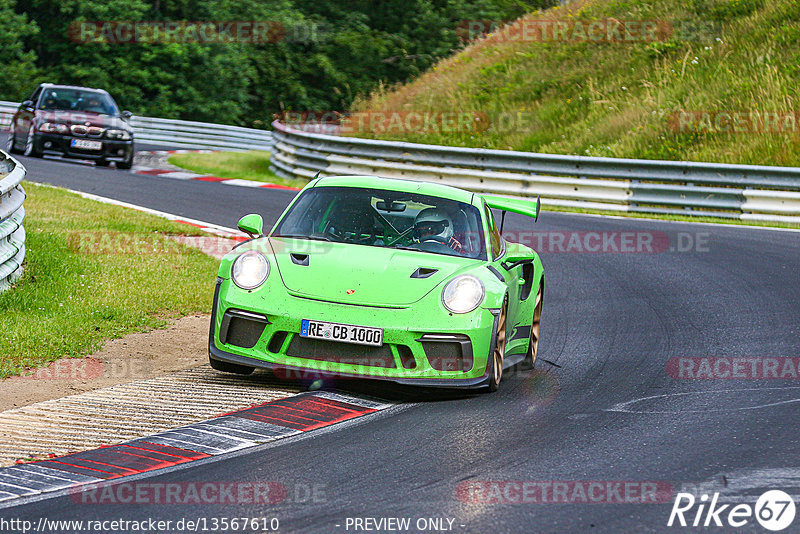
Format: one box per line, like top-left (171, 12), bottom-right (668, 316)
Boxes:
top-left (209, 175), bottom-right (544, 391)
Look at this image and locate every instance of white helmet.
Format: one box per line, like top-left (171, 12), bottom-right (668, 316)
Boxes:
top-left (414, 208), bottom-right (453, 242)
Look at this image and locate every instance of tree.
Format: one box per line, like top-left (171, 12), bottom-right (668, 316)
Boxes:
top-left (0, 0), bottom-right (38, 101)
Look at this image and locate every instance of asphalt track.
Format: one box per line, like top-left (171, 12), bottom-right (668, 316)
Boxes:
top-left (3, 138), bottom-right (800, 532)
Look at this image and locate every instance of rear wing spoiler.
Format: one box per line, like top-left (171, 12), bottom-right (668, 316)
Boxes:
top-left (483, 195), bottom-right (540, 223)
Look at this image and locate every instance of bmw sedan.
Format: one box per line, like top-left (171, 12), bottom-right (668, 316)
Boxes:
top-left (6, 83), bottom-right (134, 169)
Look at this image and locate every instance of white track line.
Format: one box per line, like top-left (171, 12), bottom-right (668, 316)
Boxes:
top-left (27, 181), bottom-right (242, 238)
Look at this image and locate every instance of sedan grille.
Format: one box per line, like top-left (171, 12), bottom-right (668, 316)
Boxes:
top-left (70, 125), bottom-right (105, 137)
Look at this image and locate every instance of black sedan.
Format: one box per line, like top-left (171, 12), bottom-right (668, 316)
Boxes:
top-left (6, 83), bottom-right (134, 169)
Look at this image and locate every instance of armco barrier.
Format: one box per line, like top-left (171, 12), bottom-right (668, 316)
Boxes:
top-left (0, 150), bottom-right (26, 292)
top-left (269, 121), bottom-right (800, 223)
top-left (0, 101), bottom-right (272, 151)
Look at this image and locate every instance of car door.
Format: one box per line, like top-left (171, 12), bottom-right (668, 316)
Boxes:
top-left (16, 86), bottom-right (42, 138)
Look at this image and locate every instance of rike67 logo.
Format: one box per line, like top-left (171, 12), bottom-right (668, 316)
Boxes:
top-left (668, 490), bottom-right (796, 531)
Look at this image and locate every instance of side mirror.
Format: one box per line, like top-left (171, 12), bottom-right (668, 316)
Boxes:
top-left (21, 100), bottom-right (34, 110)
top-left (238, 214), bottom-right (264, 239)
top-left (121, 110), bottom-right (132, 120)
top-left (501, 254), bottom-right (533, 272)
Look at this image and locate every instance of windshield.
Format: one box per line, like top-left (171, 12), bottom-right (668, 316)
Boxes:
top-left (273, 186), bottom-right (487, 260)
top-left (39, 88), bottom-right (120, 116)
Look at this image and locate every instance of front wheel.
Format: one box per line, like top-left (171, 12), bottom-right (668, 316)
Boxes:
top-left (23, 126), bottom-right (42, 157)
top-left (5, 129), bottom-right (19, 154)
top-left (522, 282), bottom-right (543, 370)
top-left (486, 298), bottom-right (508, 392)
top-left (116, 155), bottom-right (133, 169)
top-left (209, 356), bottom-right (255, 375)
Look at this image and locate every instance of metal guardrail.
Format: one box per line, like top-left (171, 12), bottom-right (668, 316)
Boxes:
top-left (0, 150), bottom-right (26, 292)
top-left (270, 121), bottom-right (800, 223)
top-left (0, 101), bottom-right (272, 151)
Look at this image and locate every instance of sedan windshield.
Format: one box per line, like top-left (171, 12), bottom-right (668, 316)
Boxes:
top-left (273, 186), bottom-right (487, 260)
top-left (39, 88), bottom-right (120, 116)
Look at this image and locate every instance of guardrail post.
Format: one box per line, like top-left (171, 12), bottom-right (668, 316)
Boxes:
top-left (0, 150), bottom-right (26, 292)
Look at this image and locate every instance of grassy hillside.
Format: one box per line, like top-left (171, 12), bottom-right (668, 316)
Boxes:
top-left (351, 0), bottom-right (800, 166)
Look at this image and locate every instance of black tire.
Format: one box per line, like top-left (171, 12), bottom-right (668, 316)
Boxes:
top-left (23, 126), bottom-right (42, 157)
top-left (209, 357), bottom-right (255, 375)
top-left (5, 129), bottom-right (20, 154)
top-left (486, 297), bottom-right (508, 393)
top-left (95, 159), bottom-right (110, 167)
top-left (522, 281), bottom-right (543, 370)
top-left (116, 156), bottom-right (133, 170)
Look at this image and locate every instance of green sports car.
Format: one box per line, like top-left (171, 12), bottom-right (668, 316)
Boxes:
top-left (208, 175), bottom-right (544, 391)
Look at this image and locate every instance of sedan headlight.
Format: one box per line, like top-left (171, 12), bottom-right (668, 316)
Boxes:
top-left (442, 275), bottom-right (485, 314)
top-left (38, 122), bottom-right (68, 134)
top-left (106, 129), bottom-right (132, 140)
top-left (231, 250), bottom-right (270, 290)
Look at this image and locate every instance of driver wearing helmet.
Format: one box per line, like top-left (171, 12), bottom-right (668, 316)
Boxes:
top-left (43, 93), bottom-right (57, 110)
top-left (413, 207), bottom-right (463, 252)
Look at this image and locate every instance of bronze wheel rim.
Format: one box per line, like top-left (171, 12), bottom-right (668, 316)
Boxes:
top-left (493, 302), bottom-right (507, 385)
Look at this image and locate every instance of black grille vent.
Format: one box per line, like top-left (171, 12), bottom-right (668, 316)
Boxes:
top-left (268, 331), bottom-right (289, 353)
top-left (286, 336), bottom-right (396, 368)
top-left (420, 335), bottom-right (473, 372)
top-left (219, 310), bottom-right (269, 349)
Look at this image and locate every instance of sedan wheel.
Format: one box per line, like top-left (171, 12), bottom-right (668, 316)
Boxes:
top-left (5, 130), bottom-right (16, 153)
top-left (23, 126), bottom-right (41, 157)
top-left (487, 299), bottom-right (508, 392)
top-left (523, 284), bottom-right (543, 369)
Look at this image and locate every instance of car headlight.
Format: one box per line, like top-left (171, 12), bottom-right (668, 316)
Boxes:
top-left (106, 129), bottom-right (131, 140)
top-left (442, 275), bottom-right (485, 314)
top-left (231, 250), bottom-right (270, 290)
top-left (39, 123), bottom-right (69, 134)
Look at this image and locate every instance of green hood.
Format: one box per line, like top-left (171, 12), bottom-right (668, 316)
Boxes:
top-left (268, 237), bottom-right (476, 307)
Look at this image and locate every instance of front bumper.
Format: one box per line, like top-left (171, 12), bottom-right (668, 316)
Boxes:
top-left (208, 279), bottom-right (497, 389)
top-left (35, 132), bottom-right (133, 161)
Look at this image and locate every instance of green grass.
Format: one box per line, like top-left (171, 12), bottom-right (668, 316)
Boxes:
top-left (0, 182), bottom-right (219, 379)
top-left (168, 150), bottom-right (307, 188)
top-left (352, 0), bottom-right (800, 166)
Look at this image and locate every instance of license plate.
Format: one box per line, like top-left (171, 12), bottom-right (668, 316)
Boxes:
top-left (300, 319), bottom-right (383, 347)
top-left (70, 139), bottom-right (102, 150)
